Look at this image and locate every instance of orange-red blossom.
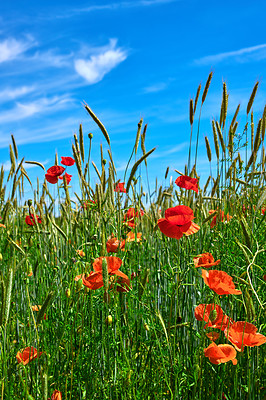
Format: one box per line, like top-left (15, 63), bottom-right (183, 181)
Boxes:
top-left (202, 269), bottom-right (242, 295)
top-left (194, 303), bottom-right (233, 331)
top-left (193, 252), bottom-right (220, 268)
top-left (157, 205), bottom-right (200, 239)
top-left (82, 256), bottom-right (130, 292)
top-left (204, 342), bottom-right (237, 365)
top-left (224, 321), bottom-right (266, 352)
top-left (16, 347), bottom-right (42, 365)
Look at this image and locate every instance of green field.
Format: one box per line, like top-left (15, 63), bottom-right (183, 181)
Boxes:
top-left (0, 77), bottom-right (265, 399)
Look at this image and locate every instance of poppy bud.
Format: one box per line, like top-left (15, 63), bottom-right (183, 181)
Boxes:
top-left (105, 315), bottom-right (113, 326)
top-left (76, 279), bottom-right (83, 291)
top-left (144, 323), bottom-right (149, 331)
top-left (102, 159), bottom-right (107, 165)
top-left (77, 325), bottom-right (82, 334)
top-left (27, 199), bottom-right (33, 207)
top-left (88, 133), bottom-right (93, 139)
top-left (0, 253), bottom-right (2, 261)
top-left (65, 288), bottom-right (71, 298)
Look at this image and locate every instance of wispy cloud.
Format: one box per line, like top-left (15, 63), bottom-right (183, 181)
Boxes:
top-left (0, 86), bottom-right (35, 102)
top-left (194, 44), bottom-right (266, 66)
top-left (0, 95), bottom-right (73, 124)
top-left (0, 37), bottom-right (36, 63)
top-left (143, 82), bottom-right (168, 93)
top-left (74, 39), bottom-right (127, 84)
top-left (56, 0), bottom-right (177, 18)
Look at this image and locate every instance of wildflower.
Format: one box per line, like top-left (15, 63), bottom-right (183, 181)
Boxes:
top-left (204, 342), bottom-right (237, 365)
top-left (82, 256), bottom-right (130, 292)
top-left (32, 305), bottom-right (47, 320)
top-left (175, 175), bottom-right (198, 193)
top-left (76, 249), bottom-right (85, 257)
top-left (194, 303), bottom-right (233, 331)
top-left (106, 236), bottom-right (121, 253)
top-left (202, 269), bottom-right (242, 295)
top-left (25, 214), bottom-right (42, 226)
top-left (115, 182), bottom-right (126, 193)
top-left (261, 207), bottom-right (266, 215)
top-left (59, 172), bottom-right (72, 184)
top-left (16, 346), bottom-right (42, 365)
top-left (193, 253), bottom-right (220, 268)
top-left (209, 209), bottom-right (232, 228)
top-left (45, 165), bottom-right (65, 184)
top-left (206, 332), bottom-right (220, 341)
top-left (224, 321), bottom-right (266, 352)
top-left (124, 207), bottom-right (144, 229)
top-left (61, 156), bottom-right (75, 166)
top-left (0, 223), bottom-right (6, 228)
top-left (74, 273), bottom-right (85, 281)
top-left (48, 390), bottom-right (62, 400)
top-left (157, 205), bottom-right (200, 239)
top-left (120, 232), bottom-right (142, 251)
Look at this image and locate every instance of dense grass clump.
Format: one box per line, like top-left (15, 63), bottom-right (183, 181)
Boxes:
top-left (0, 78), bottom-right (265, 400)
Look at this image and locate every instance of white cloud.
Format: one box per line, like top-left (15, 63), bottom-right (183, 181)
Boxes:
top-left (74, 39), bottom-right (127, 84)
top-left (0, 95), bottom-right (73, 124)
top-left (0, 86), bottom-right (35, 102)
top-left (0, 37), bottom-right (35, 63)
top-left (194, 44), bottom-right (266, 65)
top-left (60, 0), bottom-right (177, 18)
top-left (143, 82), bottom-right (168, 93)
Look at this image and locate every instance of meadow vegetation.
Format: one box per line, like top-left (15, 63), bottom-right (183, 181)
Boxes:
top-left (0, 74), bottom-right (265, 399)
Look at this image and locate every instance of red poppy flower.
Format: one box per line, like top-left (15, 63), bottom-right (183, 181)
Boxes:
top-left (157, 205), bottom-right (200, 239)
top-left (204, 342), bottom-right (237, 365)
top-left (45, 165), bottom-right (65, 184)
top-left (194, 303), bottom-right (233, 331)
top-left (82, 256), bottom-right (130, 292)
top-left (202, 269), bottom-right (242, 295)
top-left (16, 346), bottom-right (42, 365)
top-left (61, 156), bottom-right (75, 166)
top-left (175, 175), bottom-right (198, 193)
top-left (106, 236), bottom-right (121, 253)
top-left (115, 182), bottom-right (126, 193)
top-left (206, 332), bottom-right (220, 341)
top-left (261, 207), bottom-right (266, 215)
top-left (224, 321), bottom-right (266, 352)
top-left (193, 253), bottom-right (220, 268)
top-left (124, 208), bottom-right (144, 228)
top-left (209, 209), bottom-right (232, 228)
top-left (25, 214), bottom-right (42, 226)
top-left (59, 172), bottom-right (72, 184)
top-left (48, 390), bottom-right (62, 400)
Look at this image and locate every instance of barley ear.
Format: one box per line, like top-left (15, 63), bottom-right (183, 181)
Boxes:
top-left (247, 81), bottom-right (259, 114)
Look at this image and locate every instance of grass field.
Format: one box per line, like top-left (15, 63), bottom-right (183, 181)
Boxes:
top-left (0, 76), bottom-right (265, 399)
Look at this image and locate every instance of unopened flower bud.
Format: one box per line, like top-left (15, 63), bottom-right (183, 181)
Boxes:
top-left (105, 315), bottom-right (113, 326)
top-left (88, 133), bottom-right (93, 139)
top-left (76, 279), bottom-right (83, 291)
top-left (102, 159), bottom-right (107, 165)
top-left (65, 288), bottom-right (71, 298)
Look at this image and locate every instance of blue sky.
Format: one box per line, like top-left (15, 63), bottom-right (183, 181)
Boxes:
top-left (0, 0), bottom-right (266, 200)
